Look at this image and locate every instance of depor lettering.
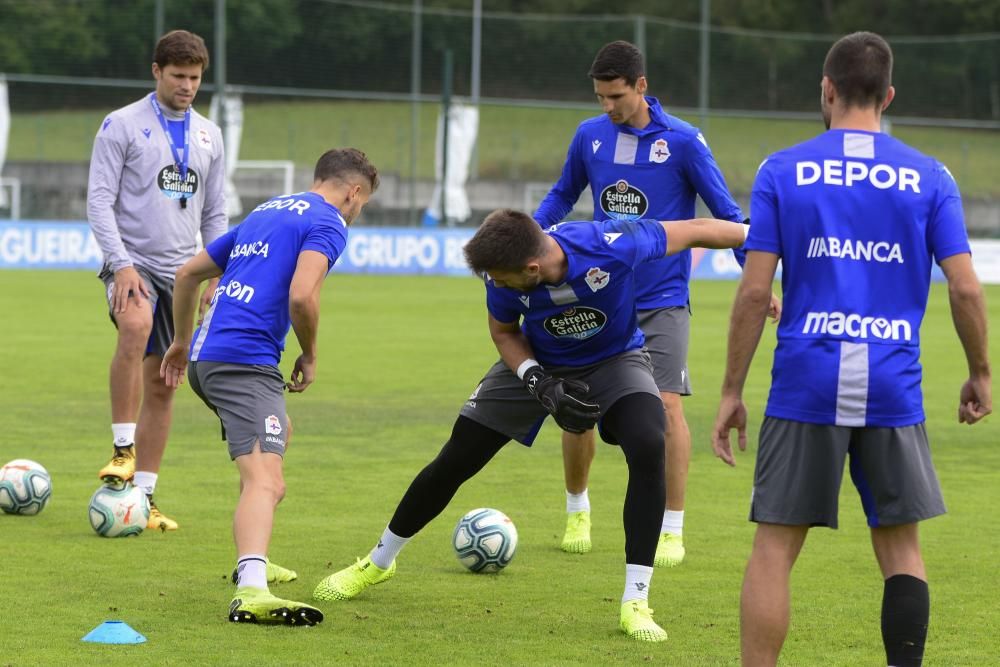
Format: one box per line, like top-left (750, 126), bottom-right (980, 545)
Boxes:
top-left (796, 160), bottom-right (921, 193)
top-left (252, 197), bottom-right (311, 216)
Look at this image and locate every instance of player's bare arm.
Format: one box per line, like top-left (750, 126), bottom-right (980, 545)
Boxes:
top-left (488, 313), bottom-right (536, 373)
top-left (660, 218), bottom-right (747, 256)
top-left (939, 253), bottom-right (992, 424)
top-left (711, 250), bottom-right (779, 466)
top-left (286, 250), bottom-right (329, 393)
top-left (160, 250), bottom-right (223, 387)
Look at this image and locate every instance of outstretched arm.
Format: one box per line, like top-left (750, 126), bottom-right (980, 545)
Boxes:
top-left (660, 218), bottom-right (748, 256)
top-left (939, 252), bottom-right (992, 424)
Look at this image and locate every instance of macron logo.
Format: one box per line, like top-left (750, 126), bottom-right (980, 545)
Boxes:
top-left (603, 232), bottom-right (622, 245)
top-left (802, 311), bottom-right (912, 341)
top-left (592, 140), bottom-right (601, 154)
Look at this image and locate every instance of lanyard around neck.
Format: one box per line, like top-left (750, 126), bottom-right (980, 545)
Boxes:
top-left (148, 92), bottom-right (191, 182)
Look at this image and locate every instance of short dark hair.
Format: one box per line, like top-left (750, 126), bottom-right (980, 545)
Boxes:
top-left (313, 148), bottom-right (380, 192)
top-left (464, 209), bottom-right (547, 275)
top-left (588, 40), bottom-right (645, 86)
top-left (823, 32), bottom-right (893, 109)
top-left (154, 30), bottom-right (210, 70)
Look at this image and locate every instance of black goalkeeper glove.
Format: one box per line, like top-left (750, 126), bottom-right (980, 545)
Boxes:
top-left (523, 365), bottom-right (601, 434)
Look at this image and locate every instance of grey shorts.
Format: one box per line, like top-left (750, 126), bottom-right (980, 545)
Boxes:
top-left (188, 361), bottom-right (288, 460)
top-left (99, 263), bottom-right (174, 358)
top-left (637, 306), bottom-right (691, 395)
top-left (750, 417), bottom-right (945, 529)
top-left (457, 348), bottom-right (659, 447)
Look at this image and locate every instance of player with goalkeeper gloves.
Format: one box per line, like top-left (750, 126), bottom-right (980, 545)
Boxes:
top-left (313, 209), bottom-right (747, 642)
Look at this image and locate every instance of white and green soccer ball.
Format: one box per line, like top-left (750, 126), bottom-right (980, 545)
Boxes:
top-left (88, 482), bottom-right (149, 537)
top-left (453, 507), bottom-right (518, 573)
top-left (0, 459), bottom-right (52, 515)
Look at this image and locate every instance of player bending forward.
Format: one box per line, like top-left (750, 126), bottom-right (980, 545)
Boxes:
top-left (161, 148), bottom-right (378, 625)
top-left (314, 210), bottom-right (747, 642)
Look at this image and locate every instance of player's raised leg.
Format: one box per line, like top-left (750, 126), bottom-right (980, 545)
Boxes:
top-left (229, 442), bottom-right (322, 626)
top-left (740, 523), bottom-right (808, 665)
top-left (315, 416), bottom-right (507, 601)
top-left (560, 428), bottom-right (594, 553)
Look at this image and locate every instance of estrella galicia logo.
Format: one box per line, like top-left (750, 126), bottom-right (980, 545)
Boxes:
top-left (600, 179), bottom-right (648, 220)
top-left (543, 306), bottom-right (607, 340)
top-left (157, 165), bottom-right (199, 200)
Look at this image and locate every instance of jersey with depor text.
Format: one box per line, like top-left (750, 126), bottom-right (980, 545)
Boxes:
top-left (745, 129), bottom-right (970, 427)
top-left (189, 192), bottom-right (348, 366)
top-left (534, 97), bottom-right (743, 310)
top-left (486, 218), bottom-right (667, 367)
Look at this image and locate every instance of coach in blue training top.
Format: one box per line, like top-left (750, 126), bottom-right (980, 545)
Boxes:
top-left (712, 32), bottom-right (991, 667)
top-left (535, 40), bottom-right (778, 566)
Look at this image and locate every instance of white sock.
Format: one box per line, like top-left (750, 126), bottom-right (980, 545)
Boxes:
top-left (623, 563), bottom-right (653, 603)
top-left (370, 526), bottom-right (410, 570)
top-left (662, 510), bottom-right (684, 536)
top-left (566, 489), bottom-right (590, 513)
top-left (133, 471), bottom-right (158, 496)
top-left (235, 554), bottom-right (267, 589)
top-left (111, 423), bottom-right (136, 449)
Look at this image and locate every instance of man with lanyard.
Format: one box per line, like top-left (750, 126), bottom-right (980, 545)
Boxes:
top-left (87, 29), bottom-right (227, 531)
top-left (312, 209), bottom-right (748, 641)
top-left (535, 40), bottom-right (779, 565)
top-left (712, 32), bottom-right (991, 666)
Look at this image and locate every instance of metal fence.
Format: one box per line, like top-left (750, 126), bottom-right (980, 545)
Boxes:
top-left (1, 0), bottom-right (998, 229)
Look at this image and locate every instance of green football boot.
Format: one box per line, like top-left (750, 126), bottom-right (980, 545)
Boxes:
top-left (230, 559), bottom-right (298, 585)
top-left (560, 510), bottom-right (593, 554)
top-left (313, 556), bottom-right (396, 601)
top-left (619, 599), bottom-right (668, 642)
top-left (228, 587), bottom-right (323, 626)
top-left (653, 533), bottom-right (685, 568)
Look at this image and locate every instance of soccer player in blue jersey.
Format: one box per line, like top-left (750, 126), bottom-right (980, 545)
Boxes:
top-left (314, 209), bottom-right (748, 641)
top-left (535, 40), bottom-right (779, 565)
top-left (711, 32), bottom-right (991, 666)
top-left (160, 148), bottom-right (379, 626)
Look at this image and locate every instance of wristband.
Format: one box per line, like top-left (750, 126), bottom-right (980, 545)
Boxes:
top-left (516, 359), bottom-right (540, 380)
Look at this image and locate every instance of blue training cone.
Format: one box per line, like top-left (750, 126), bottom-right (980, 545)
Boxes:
top-left (82, 620), bottom-right (147, 644)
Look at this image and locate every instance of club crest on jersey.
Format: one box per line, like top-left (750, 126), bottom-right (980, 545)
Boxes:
top-left (196, 128), bottom-right (213, 150)
top-left (584, 267), bottom-right (610, 292)
top-left (543, 306), bottom-right (607, 340)
top-left (600, 180), bottom-right (648, 220)
top-left (649, 138), bottom-right (670, 163)
top-left (264, 415), bottom-right (282, 435)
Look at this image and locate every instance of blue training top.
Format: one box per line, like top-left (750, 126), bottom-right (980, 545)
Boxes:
top-left (534, 97), bottom-right (744, 309)
top-left (189, 191), bottom-right (348, 366)
top-left (486, 218), bottom-right (667, 367)
top-left (746, 129), bottom-right (970, 427)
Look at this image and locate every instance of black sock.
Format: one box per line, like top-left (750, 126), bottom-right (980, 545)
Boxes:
top-left (882, 574), bottom-right (929, 667)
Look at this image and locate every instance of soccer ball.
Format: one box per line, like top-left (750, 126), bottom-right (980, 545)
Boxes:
top-left (452, 507), bottom-right (518, 573)
top-left (0, 459), bottom-right (52, 515)
top-left (88, 482), bottom-right (150, 537)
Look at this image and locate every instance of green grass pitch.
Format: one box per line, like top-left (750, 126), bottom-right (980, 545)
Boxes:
top-left (0, 272), bottom-right (997, 665)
